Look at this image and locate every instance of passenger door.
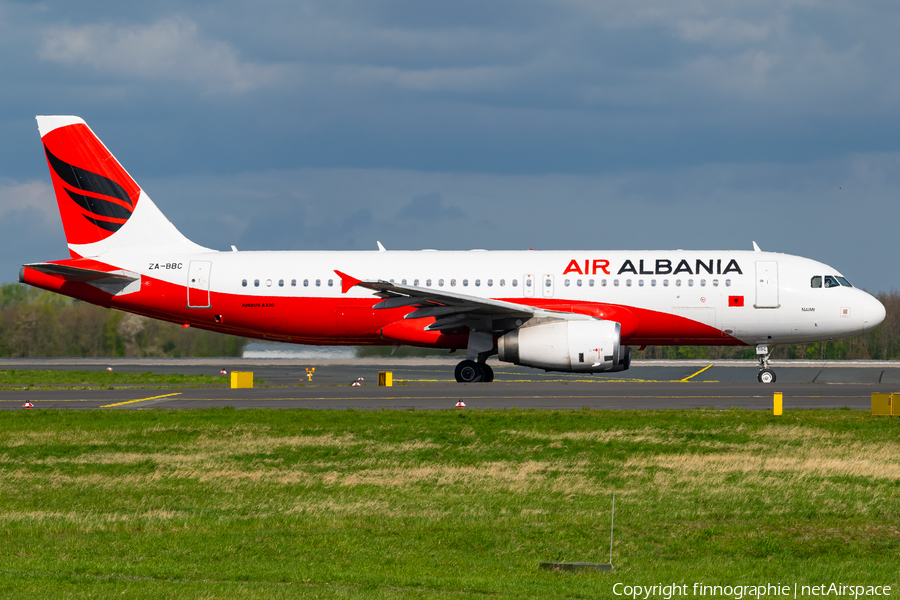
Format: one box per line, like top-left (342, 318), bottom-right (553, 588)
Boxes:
top-left (187, 261), bottom-right (211, 308)
top-left (754, 261), bottom-right (779, 308)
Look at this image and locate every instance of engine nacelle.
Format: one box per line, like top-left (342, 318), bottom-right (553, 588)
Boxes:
top-left (607, 345), bottom-right (632, 372)
top-left (498, 320), bottom-right (625, 372)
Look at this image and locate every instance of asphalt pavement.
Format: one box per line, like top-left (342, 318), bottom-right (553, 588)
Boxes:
top-left (1, 358), bottom-right (899, 411)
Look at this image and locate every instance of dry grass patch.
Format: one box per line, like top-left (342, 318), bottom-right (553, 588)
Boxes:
top-left (0, 509), bottom-right (185, 524)
top-left (625, 451), bottom-right (900, 481)
top-left (322, 460), bottom-right (553, 492)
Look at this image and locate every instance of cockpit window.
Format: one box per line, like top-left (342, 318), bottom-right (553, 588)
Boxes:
top-left (811, 276), bottom-right (821, 288)
top-left (836, 276), bottom-right (852, 287)
top-left (824, 275), bottom-right (840, 288)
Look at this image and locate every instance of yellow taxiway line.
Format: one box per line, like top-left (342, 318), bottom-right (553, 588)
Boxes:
top-left (100, 393), bottom-right (181, 408)
top-left (680, 364), bottom-right (713, 382)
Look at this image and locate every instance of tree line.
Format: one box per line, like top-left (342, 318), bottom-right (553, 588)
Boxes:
top-left (1, 283), bottom-right (897, 360)
top-left (0, 283), bottom-right (246, 358)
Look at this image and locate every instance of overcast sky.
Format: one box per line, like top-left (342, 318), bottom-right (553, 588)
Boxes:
top-left (2, 0), bottom-right (899, 292)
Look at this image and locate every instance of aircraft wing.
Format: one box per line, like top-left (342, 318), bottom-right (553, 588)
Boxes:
top-left (335, 269), bottom-right (587, 331)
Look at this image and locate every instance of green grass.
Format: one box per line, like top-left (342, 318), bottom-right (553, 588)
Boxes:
top-left (0, 369), bottom-right (233, 389)
top-left (0, 408), bottom-right (898, 599)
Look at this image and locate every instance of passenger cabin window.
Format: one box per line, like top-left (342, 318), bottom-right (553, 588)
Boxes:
top-left (242, 279), bottom-right (247, 287)
top-left (651, 280), bottom-right (657, 287)
top-left (824, 275), bottom-right (840, 288)
top-left (438, 279), bottom-right (444, 287)
top-left (291, 279), bottom-right (297, 287)
top-left (254, 279), bottom-right (260, 287)
top-left (589, 279), bottom-right (595, 287)
top-left (614, 279), bottom-right (620, 286)
top-left (316, 279), bottom-right (321, 287)
top-left (475, 279), bottom-right (481, 287)
top-left (402, 279), bottom-right (407, 285)
top-left (328, 279), bottom-right (333, 287)
top-left (725, 279), bottom-right (731, 287)
top-left (303, 279), bottom-right (309, 287)
top-left (577, 279), bottom-right (582, 287)
top-left (278, 279), bottom-right (284, 287)
top-left (488, 279), bottom-right (493, 287)
top-left (638, 280), bottom-right (644, 287)
top-left (526, 279), bottom-right (532, 287)
top-left (663, 280), bottom-right (669, 287)
top-left (512, 279), bottom-right (518, 287)
top-left (712, 279), bottom-right (719, 287)
top-left (700, 279), bottom-right (706, 287)
top-left (565, 279), bottom-right (570, 287)
top-left (498, 279), bottom-right (504, 287)
top-left (414, 279), bottom-right (419, 286)
top-left (675, 279), bottom-right (681, 287)
top-left (426, 279), bottom-right (432, 287)
top-left (462, 279), bottom-right (468, 286)
top-left (450, 279), bottom-right (456, 287)
top-left (266, 279), bottom-right (272, 287)
top-left (625, 279), bottom-right (631, 287)
top-left (601, 280), bottom-right (607, 287)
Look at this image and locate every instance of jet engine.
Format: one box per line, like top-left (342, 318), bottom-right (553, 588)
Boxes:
top-left (498, 320), bottom-right (630, 373)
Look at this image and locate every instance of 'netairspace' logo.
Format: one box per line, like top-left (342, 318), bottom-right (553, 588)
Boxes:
top-left (612, 583), bottom-right (892, 600)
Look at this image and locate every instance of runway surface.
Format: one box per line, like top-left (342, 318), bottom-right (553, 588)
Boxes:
top-left (2, 359), bottom-right (899, 410)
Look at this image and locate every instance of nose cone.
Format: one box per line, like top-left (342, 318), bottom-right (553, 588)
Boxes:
top-left (863, 294), bottom-right (886, 333)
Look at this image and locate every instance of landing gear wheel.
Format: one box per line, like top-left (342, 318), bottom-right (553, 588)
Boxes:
top-left (480, 363), bottom-right (494, 383)
top-left (758, 369), bottom-right (776, 384)
top-left (455, 360), bottom-right (483, 383)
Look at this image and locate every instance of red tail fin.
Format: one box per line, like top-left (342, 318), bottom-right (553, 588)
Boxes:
top-left (39, 117), bottom-right (141, 246)
top-left (36, 116), bottom-right (209, 257)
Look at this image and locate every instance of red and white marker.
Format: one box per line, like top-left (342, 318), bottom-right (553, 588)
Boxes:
top-left (220, 369), bottom-right (228, 375)
top-left (351, 377), bottom-right (364, 387)
top-left (106, 367), bottom-right (113, 371)
top-left (456, 401), bottom-right (466, 408)
top-left (22, 401), bottom-right (34, 409)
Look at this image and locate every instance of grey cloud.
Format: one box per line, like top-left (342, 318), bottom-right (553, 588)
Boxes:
top-left (3, 0), bottom-right (900, 294)
top-left (39, 17), bottom-right (284, 93)
top-left (399, 193), bottom-right (466, 222)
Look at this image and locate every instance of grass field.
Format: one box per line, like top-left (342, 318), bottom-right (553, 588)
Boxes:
top-left (0, 370), bottom-right (235, 389)
top-left (0, 408), bottom-right (897, 598)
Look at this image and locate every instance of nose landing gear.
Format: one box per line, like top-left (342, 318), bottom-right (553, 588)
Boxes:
top-left (756, 344), bottom-right (776, 383)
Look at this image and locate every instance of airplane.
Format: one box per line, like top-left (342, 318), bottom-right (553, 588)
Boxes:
top-left (19, 116), bottom-right (887, 384)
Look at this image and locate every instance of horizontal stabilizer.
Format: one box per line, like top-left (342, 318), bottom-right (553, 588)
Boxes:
top-left (23, 262), bottom-right (138, 284)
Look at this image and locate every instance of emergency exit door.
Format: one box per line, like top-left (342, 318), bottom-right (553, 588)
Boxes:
top-left (188, 261), bottom-right (212, 308)
top-left (542, 274), bottom-right (555, 297)
top-left (754, 261), bottom-right (779, 308)
top-left (523, 274), bottom-right (535, 297)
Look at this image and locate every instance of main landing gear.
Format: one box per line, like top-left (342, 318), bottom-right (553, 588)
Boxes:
top-left (454, 360), bottom-right (494, 383)
top-left (756, 344), bottom-right (775, 383)
top-left (455, 330), bottom-right (495, 383)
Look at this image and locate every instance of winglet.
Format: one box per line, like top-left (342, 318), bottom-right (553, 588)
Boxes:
top-left (334, 270), bottom-right (361, 294)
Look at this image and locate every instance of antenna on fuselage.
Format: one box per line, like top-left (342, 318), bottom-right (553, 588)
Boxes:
top-left (752, 241), bottom-right (762, 252)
